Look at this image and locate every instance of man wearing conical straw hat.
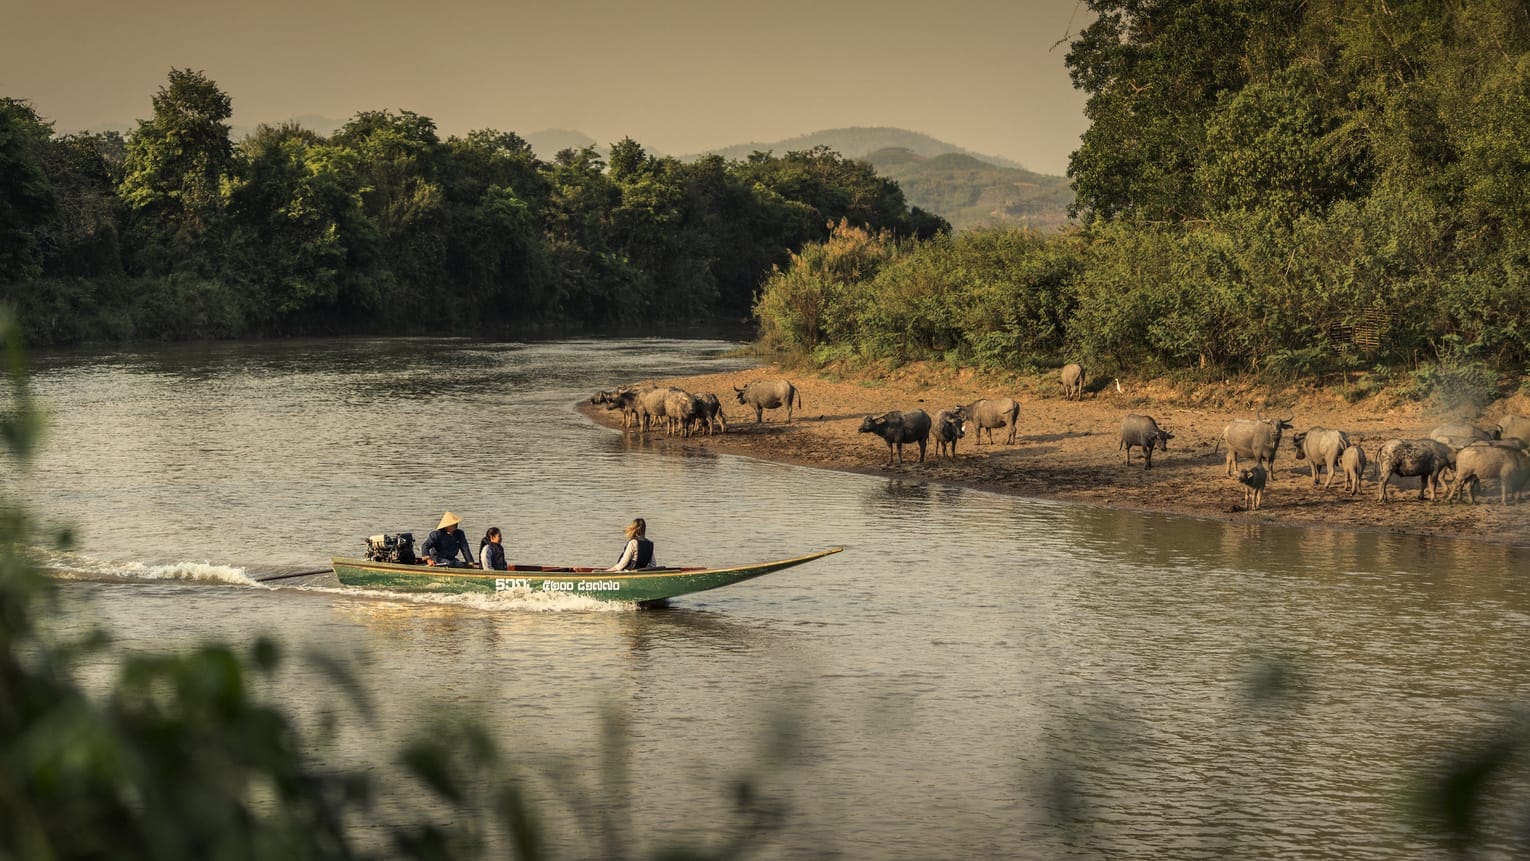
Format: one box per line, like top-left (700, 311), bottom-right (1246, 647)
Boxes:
top-left (422, 511), bottom-right (475, 568)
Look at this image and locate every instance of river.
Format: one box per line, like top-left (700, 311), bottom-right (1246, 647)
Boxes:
top-left (19, 337), bottom-right (1530, 858)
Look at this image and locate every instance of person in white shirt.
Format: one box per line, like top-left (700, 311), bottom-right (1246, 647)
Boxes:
top-left (606, 518), bottom-right (656, 571)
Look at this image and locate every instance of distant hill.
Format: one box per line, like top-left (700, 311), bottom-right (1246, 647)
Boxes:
top-left (523, 128), bottom-right (600, 159)
top-left (684, 125), bottom-right (1028, 170)
top-left (685, 127), bottom-right (1074, 231)
top-left (863, 148), bottom-right (1073, 232)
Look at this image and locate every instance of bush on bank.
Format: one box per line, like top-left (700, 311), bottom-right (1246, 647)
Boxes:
top-left (755, 208), bottom-right (1530, 390)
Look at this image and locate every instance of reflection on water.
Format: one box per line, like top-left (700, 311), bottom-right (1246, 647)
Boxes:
top-left (26, 337), bottom-right (1530, 858)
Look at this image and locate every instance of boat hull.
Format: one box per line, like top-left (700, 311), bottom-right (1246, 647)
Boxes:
top-left (329, 547), bottom-right (843, 603)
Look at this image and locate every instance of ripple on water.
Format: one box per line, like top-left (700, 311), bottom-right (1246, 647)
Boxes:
top-left (22, 338), bottom-right (1530, 859)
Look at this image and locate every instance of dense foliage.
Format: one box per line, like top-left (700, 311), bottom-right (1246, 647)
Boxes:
top-left (0, 71), bottom-right (947, 345)
top-left (758, 1), bottom-right (1530, 383)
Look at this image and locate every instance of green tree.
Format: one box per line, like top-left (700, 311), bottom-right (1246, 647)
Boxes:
top-left (226, 123), bottom-right (387, 327)
top-left (35, 132), bottom-right (127, 279)
top-left (0, 98), bottom-right (56, 281)
top-left (1065, 0), bottom-right (1305, 221)
top-left (118, 68), bottom-right (234, 268)
top-left (438, 130), bottom-right (551, 320)
top-left (332, 110), bottom-right (446, 313)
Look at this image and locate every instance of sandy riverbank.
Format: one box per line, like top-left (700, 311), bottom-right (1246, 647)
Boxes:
top-left (578, 363), bottom-right (1530, 547)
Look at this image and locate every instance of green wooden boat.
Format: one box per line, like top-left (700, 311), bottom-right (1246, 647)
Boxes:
top-left (329, 547), bottom-right (843, 605)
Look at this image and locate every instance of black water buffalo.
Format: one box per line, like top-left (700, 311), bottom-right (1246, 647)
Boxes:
top-left (1237, 464), bottom-right (1268, 511)
top-left (734, 378), bottom-right (802, 423)
top-left (690, 393), bottom-right (727, 436)
top-left (1292, 427), bottom-right (1352, 489)
top-left (962, 398), bottom-right (1021, 445)
top-left (1447, 443), bottom-right (1530, 505)
top-left (859, 410), bottom-right (931, 465)
top-left (1218, 416), bottom-right (1294, 476)
top-left (1376, 438), bottom-right (1456, 502)
top-left (1119, 414), bottom-right (1173, 469)
top-left (590, 388), bottom-right (640, 428)
top-left (934, 408), bottom-right (964, 459)
top-left (1060, 363), bottom-right (1085, 400)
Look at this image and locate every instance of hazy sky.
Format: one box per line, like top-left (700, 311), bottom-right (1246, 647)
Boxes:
top-left (4, 0), bottom-right (1094, 175)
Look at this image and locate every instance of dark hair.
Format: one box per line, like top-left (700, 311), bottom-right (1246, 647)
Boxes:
top-left (479, 526), bottom-right (501, 554)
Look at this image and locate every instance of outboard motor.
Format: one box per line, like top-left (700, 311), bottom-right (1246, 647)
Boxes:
top-left (365, 532), bottom-right (416, 564)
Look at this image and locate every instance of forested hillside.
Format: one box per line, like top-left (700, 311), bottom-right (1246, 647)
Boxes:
top-left (756, 0), bottom-right (1530, 394)
top-left (692, 127), bottom-right (1074, 231)
top-left (861, 148), bottom-right (1072, 231)
top-left (0, 73), bottom-right (947, 345)
top-left (686, 126), bottom-right (1025, 168)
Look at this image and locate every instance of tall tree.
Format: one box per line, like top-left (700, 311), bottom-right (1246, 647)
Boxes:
top-left (118, 69), bottom-right (234, 266)
top-left (1065, 0), bottom-right (1305, 221)
top-left (0, 99), bottom-right (56, 281)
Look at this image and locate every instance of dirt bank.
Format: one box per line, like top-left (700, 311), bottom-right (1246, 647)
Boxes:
top-left (578, 364), bottom-right (1530, 547)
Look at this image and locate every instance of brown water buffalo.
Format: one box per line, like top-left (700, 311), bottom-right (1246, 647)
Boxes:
top-left (859, 410), bottom-right (931, 465)
top-left (1218, 416), bottom-right (1294, 476)
top-left (1376, 438), bottom-right (1456, 502)
top-left (661, 388), bottom-right (698, 436)
top-left (1498, 415), bottom-right (1530, 449)
top-left (1060, 364), bottom-right (1085, 400)
top-left (1291, 427), bottom-right (1352, 489)
top-left (1447, 443), bottom-right (1530, 504)
top-left (1429, 422), bottom-right (1498, 449)
top-left (636, 386), bottom-right (685, 432)
top-left (1237, 464), bottom-right (1268, 511)
top-left (734, 379), bottom-right (802, 423)
top-left (1119, 414), bottom-right (1173, 469)
top-left (962, 398), bottom-right (1021, 445)
top-left (1340, 445), bottom-right (1368, 495)
top-left (934, 408), bottom-right (964, 459)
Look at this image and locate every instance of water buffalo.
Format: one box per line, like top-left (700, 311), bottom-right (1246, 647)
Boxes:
top-left (637, 386), bottom-right (684, 432)
top-left (1218, 416), bottom-right (1294, 476)
top-left (1446, 443), bottom-right (1530, 505)
top-left (1119, 414), bottom-right (1173, 469)
top-left (690, 393), bottom-right (727, 436)
top-left (734, 379), bottom-right (802, 423)
top-left (859, 410), bottom-right (931, 465)
top-left (1429, 422), bottom-right (1498, 449)
top-left (1498, 415), bottom-right (1530, 449)
top-left (1376, 438), bottom-right (1457, 502)
top-left (962, 398), bottom-right (1021, 445)
top-left (1340, 445), bottom-right (1368, 495)
top-left (1237, 464), bottom-right (1268, 511)
top-left (1291, 427), bottom-right (1352, 489)
top-left (934, 408), bottom-right (964, 459)
top-left (1060, 364), bottom-right (1085, 400)
top-left (662, 388), bottom-right (698, 437)
top-left (591, 388), bottom-right (640, 428)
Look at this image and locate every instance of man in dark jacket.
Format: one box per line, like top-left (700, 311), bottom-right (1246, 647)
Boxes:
top-left (422, 511), bottom-right (474, 568)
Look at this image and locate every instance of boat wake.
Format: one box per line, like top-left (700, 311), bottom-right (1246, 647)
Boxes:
top-left (39, 551), bottom-right (632, 612)
top-left (293, 584), bottom-right (631, 613)
top-left (41, 551), bottom-right (265, 587)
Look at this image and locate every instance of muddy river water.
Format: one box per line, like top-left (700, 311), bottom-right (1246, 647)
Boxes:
top-left (23, 337), bottom-right (1530, 858)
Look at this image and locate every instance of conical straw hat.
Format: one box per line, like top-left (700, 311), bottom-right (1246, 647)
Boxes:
top-left (437, 511), bottom-right (461, 529)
